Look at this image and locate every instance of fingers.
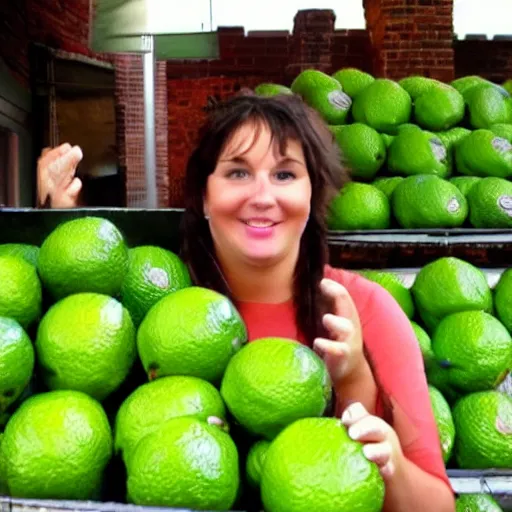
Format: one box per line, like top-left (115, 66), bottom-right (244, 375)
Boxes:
top-left (51, 177), bottom-right (82, 209)
top-left (341, 402), bottom-right (397, 478)
top-left (48, 145), bottom-right (83, 187)
top-left (67, 177), bottom-right (82, 197)
top-left (347, 415), bottom-right (389, 443)
top-left (313, 337), bottom-right (349, 359)
top-left (322, 313), bottom-right (353, 342)
top-left (38, 143), bottom-right (72, 169)
top-left (341, 402), bottom-right (369, 427)
top-left (320, 279), bottom-right (361, 329)
top-left (362, 441), bottom-right (392, 467)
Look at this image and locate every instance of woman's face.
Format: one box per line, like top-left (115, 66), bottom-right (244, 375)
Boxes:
top-left (204, 121), bottom-right (312, 269)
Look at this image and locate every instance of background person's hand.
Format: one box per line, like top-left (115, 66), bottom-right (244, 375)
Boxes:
top-left (313, 278), bottom-right (366, 388)
top-left (37, 143), bottom-right (83, 208)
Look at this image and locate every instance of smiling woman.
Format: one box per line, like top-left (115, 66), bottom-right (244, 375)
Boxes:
top-left (181, 92), bottom-right (456, 512)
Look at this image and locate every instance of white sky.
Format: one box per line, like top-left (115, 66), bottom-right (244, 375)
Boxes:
top-left (172, 0), bottom-right (512, 38)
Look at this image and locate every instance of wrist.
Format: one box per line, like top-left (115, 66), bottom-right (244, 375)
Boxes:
top-left (388, 449), bottom-right (408, 484)
top-left (336, 355), bottom-right (370, 390)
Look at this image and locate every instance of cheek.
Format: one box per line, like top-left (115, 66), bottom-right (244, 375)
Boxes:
top-left (284, 187), bottom-right (312, 224)
top-left (205, 180), bottom-right (245, 217)
top-left (210, 194), bottom-right (246, 217)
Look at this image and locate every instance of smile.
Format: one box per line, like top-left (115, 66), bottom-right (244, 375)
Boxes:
top-left (242, 220), bottom-right (279, 228)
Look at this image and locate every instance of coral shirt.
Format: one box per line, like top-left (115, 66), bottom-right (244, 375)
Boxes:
top-left (235, 265), bottom-right (451, 490)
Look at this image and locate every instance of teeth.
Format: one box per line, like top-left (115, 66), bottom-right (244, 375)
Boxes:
top-left (246, 221), bottom-right (274, 228)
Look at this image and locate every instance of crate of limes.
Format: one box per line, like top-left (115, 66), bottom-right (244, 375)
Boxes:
top-left (0, 208), bottom-right (512, 512)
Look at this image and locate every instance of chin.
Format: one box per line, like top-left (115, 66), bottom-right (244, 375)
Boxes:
top-left (241, 250), bottom-right (281, 267)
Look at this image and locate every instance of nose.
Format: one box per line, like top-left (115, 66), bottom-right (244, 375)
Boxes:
top-left (249, 173), bottom-right (276, 209)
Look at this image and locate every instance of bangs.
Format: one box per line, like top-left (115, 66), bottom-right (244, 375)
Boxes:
top-left (218, 111), bottom-right (303, 163)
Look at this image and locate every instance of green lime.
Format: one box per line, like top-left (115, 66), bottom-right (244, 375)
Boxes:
top-left (352, 79), bottom-right (412, 133)
top-left (0, 256), bottom-right (42, 329)
top-left (332, 68), bottom-right (374, 98)
top-left (452, 391), bottom-right (512, 469)
top-left (392, 175), bottom-right (468, 229)
top-left (37, 216), bottom-right (129, 299)
top-left (428, 385), bottom-right (455, 463)
top-left (328, 182), bottom-right (391, 230)
top-left (359, 271), bottom-right (414, 318)
top-left (246, 439), bottom-right (271, 488)
top-left (0, 390), bottom-right (112, 499)
top-left (114, 375), bottom-right (226, 465)
top-left (412, 257), bottom-right (493, 332)
top-left (126, 416), bottom-right (239, 510)
top-left (120, 245), bottom-right (191, 326)
top-left (466, 177), bottom-right (512, 228)
top-left (221, 338), bottom-right (332, 439)
top-left (261, 417), bottom-right (385, 512)
top-left (137, 286), bottom-right (247, 383)
top-left (432, 312), bottom-right (512, 394)
top-left (330, 123), bottom-right (386, 180)
top-left (36, 293), bottom-right (136, 401)
top-left (254, 83), bottom-right (293, 97)
top-left (0, 244), bottom-right (39, 266)
top-left (0, 317), bottom-right (34, 413)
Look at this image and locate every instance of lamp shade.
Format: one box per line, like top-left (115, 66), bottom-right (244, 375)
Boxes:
top-left (90, 0), bottom-right (219, 59)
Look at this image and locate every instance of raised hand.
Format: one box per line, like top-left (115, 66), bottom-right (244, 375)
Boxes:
top-left (37, 143), bottom-right (83, 208)
top-left (313, 277), bottom-right (365, 387)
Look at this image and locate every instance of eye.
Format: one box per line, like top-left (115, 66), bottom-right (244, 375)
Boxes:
top-left (275, 170), bottom-right (296, 181)
top-left (226, 169), bottom-right (249, 179)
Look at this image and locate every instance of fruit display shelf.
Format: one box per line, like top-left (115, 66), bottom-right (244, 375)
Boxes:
top-left (1, 471), bottom-right (512, 512)
top-left (327, 228), bottom-right (512, 269)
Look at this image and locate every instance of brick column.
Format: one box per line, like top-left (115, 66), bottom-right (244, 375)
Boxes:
top-left (286, 9), bottom-right (336, 80)
top-left (363, 0), bottom-right (455, 82)
top-left (113, 55), bottom-right (169, 208)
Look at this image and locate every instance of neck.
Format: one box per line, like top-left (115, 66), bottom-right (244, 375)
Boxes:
top-left (217, 251), bottom-right (298, 304)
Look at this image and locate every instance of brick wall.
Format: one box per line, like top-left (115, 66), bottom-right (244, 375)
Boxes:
top-left (0, 0), bottom-right (99, 87)
top-left (26, 0), bottom-right (92, 57)
top-left (167, 11), bottom-right (373, 85)
top-left (454, 36), bottom-right (512, 84)
top-left (363, 0), bottom-right (454, 82)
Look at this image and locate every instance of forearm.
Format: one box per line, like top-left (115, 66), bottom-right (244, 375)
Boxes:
top-left (335, 359), bottom-right (377, 416)
top-left (383, 456), bottom-right (455, 512)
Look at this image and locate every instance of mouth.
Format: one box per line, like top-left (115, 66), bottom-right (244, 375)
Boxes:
top-left (241, 219), bottom-right (279, 228)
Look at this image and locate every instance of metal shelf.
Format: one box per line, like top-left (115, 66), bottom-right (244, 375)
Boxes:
top-left (2, 474), bottom-right (512, 512)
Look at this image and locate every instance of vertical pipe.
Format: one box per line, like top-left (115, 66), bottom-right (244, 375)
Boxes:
top-left (142, 34), bottom-right (158, 209)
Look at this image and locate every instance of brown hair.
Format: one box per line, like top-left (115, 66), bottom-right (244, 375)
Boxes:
top-left (181, 93), bottom-right (348, 344)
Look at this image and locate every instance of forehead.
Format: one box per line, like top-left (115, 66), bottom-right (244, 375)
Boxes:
top-left (219, 120), bottom-right (304, 162)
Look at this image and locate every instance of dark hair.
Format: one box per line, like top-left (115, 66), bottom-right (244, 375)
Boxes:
top-left (181, 93), bottom-right (348, 344)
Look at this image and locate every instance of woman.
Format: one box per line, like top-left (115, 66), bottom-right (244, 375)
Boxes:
top-left (39, 93), bottom-right (455, 511)
top-left (182, 93), bottom-right (454, 511)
